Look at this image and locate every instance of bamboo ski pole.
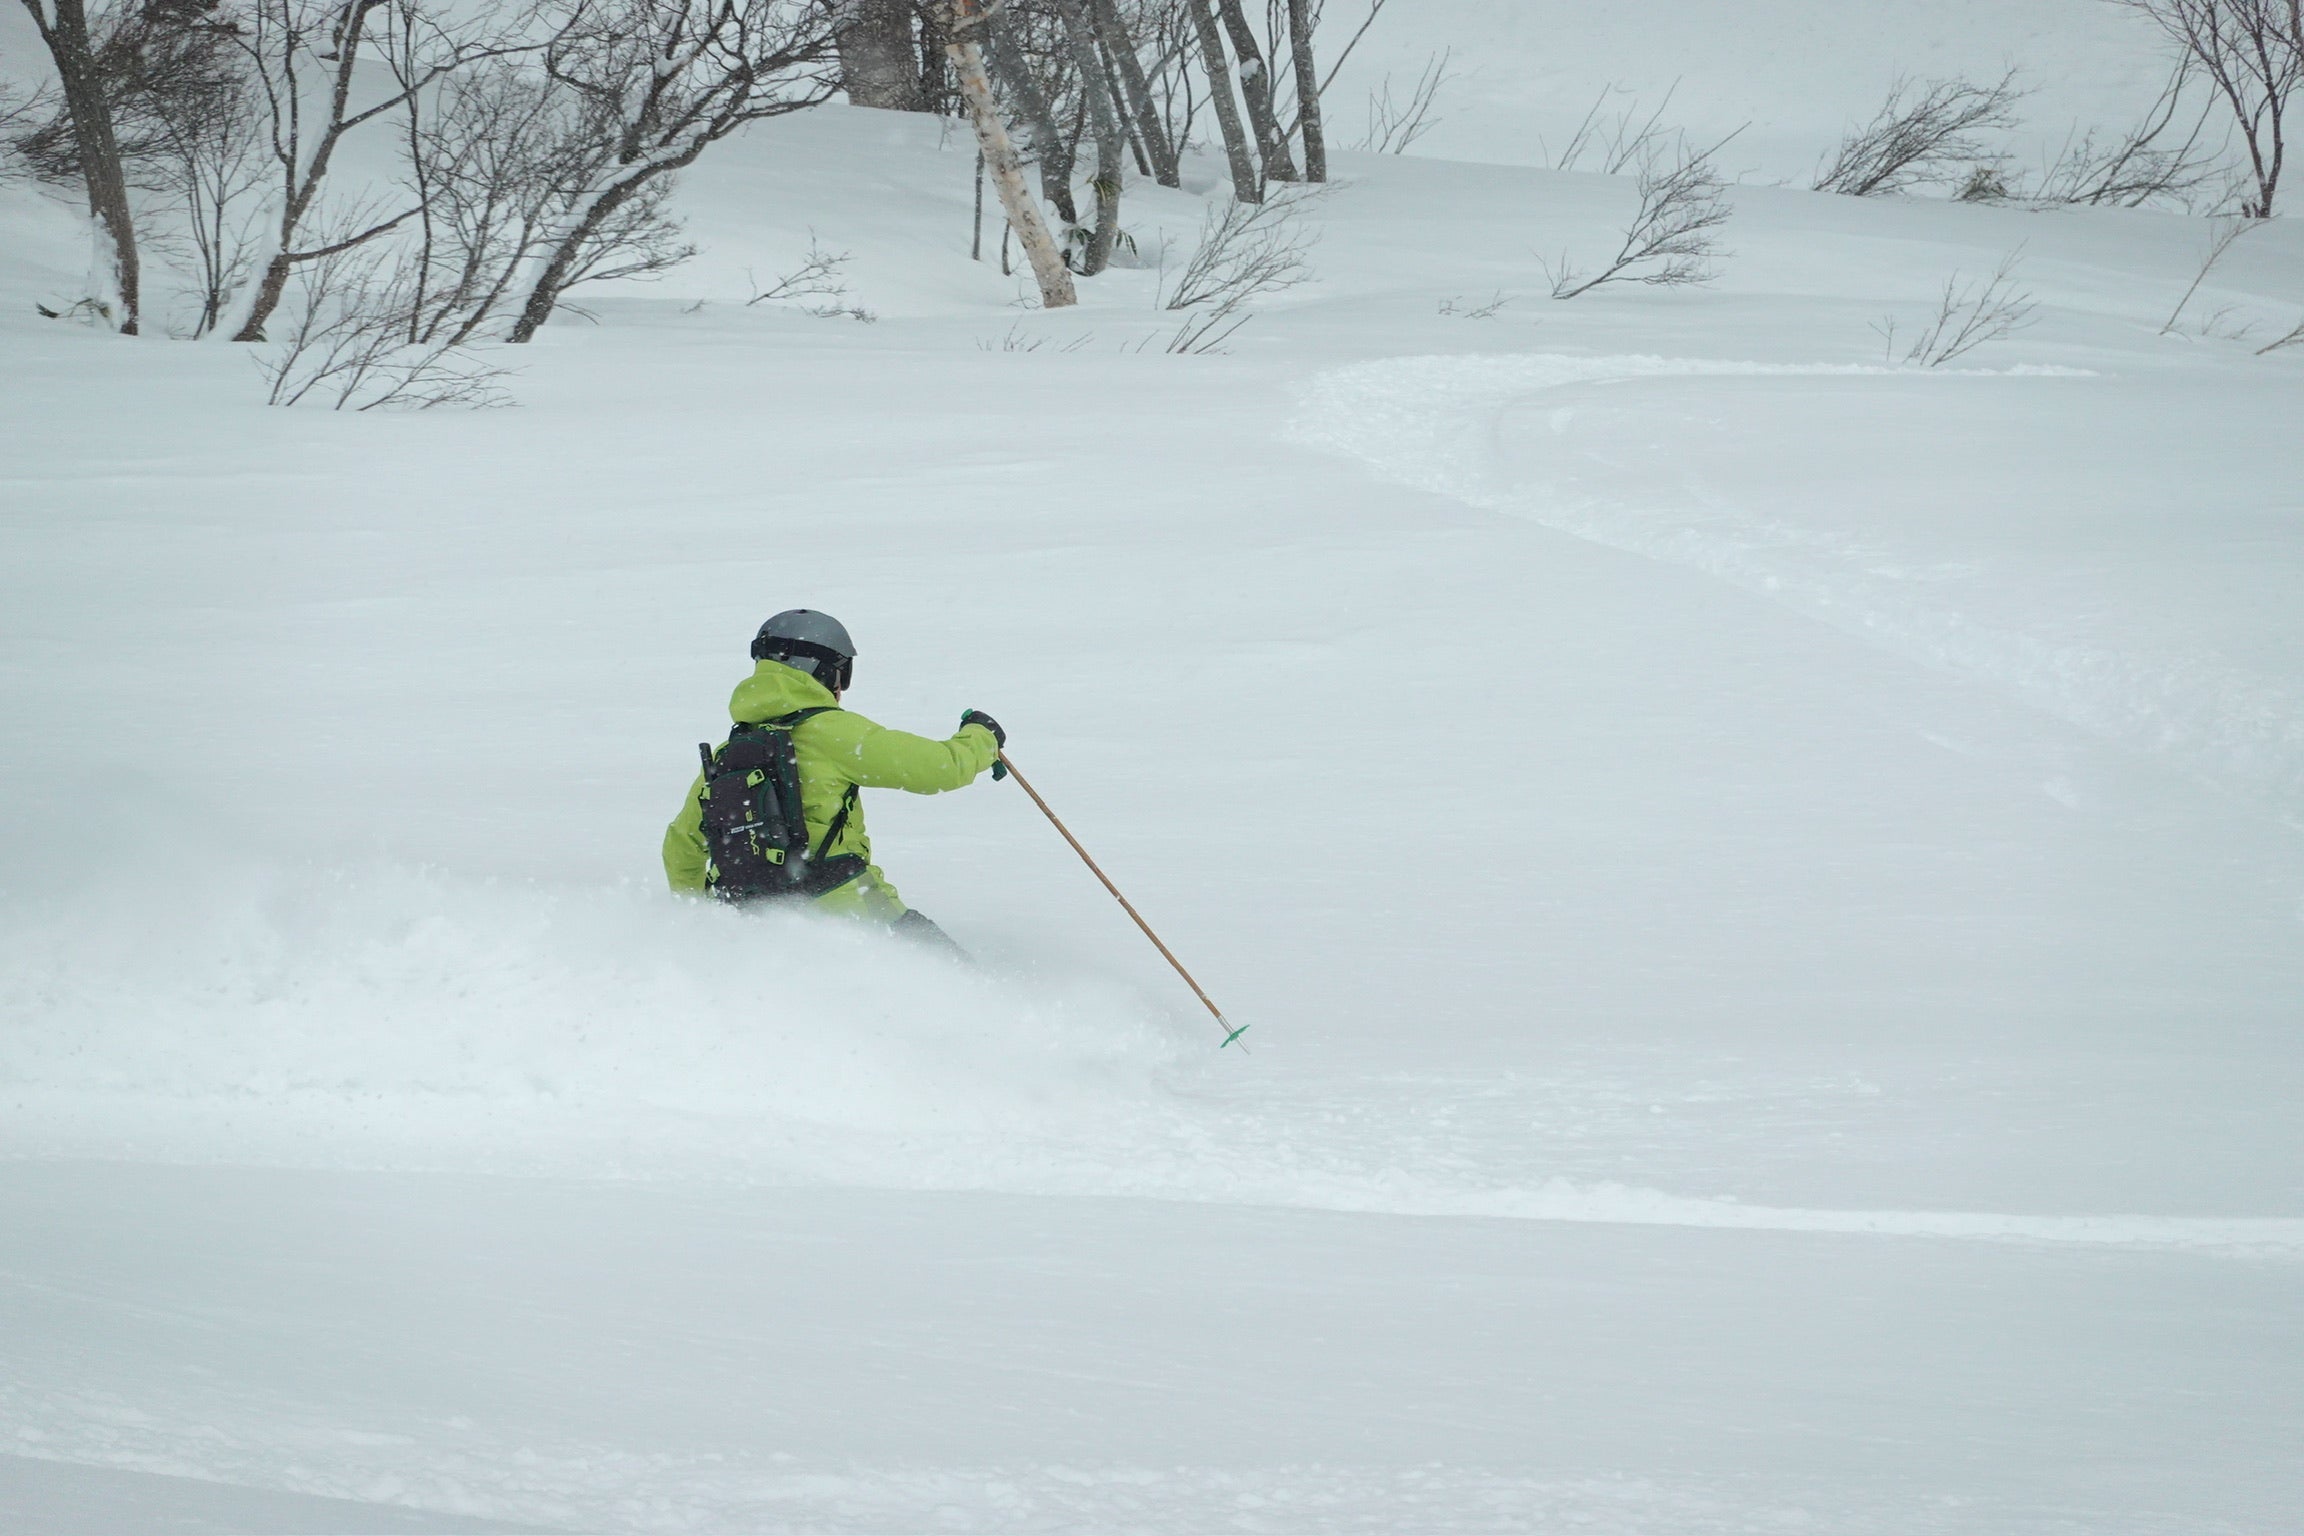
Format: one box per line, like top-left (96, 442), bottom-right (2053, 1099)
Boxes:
top-left (998, 752), bottom-right (1249, 1050)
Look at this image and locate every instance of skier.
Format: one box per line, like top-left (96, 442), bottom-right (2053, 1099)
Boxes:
top-left (663, 609), bottom-right (1005, 951)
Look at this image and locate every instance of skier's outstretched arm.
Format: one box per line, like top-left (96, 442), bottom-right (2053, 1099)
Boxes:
top-left (822, 713), bottom-right (999, 794)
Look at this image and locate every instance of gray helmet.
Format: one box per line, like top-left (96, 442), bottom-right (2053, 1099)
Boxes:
top-left (750, 609), bottom-right (856, 691)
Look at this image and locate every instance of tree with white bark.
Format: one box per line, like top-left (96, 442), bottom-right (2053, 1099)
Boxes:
top-left (938, 0), bottom-right (1074, 305)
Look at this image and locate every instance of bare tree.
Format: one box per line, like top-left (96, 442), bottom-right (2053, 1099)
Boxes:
top-left (0, 78), bottom-right (57, 182)
top-left (1546, 132), bottom-right (1734, 299)
top-left (1874, 251), bottom-right (2037, 366)
top-left (16, 0), bottom-right (268, 335)
top-left (393, 63), bottom-right (590, 346)
top-left (1213, 0), bottom-right (1293, 181)
top-left (1161, 183), bottom-right (1319, 310)
top-left (1088, 0), bottom-right (1176, 185)
top-left (914, 0), bottom-right (959, 112)
top-left (148, 41), bottom-right (270, 336)
top-left (982, 14), bottom-right (1078, 225)
top-left (1051, 0), bottom-right (1122, 273)
top-left (748, 232), bottom-right (852, 306)
top-left (505, 0), bottom-right (841, 343)
top-left (1304, 0), bottom-right (1391, 105)
top-left (14, 0), bottom-right (248, 182)
top-left (17, 0), bottom-right (142, 331)
top-left (1135, 0), bottom-right (1202, 160)
top-left (259, 232), bottom-right (511, 407)
top-left (1355, 46), bottom-right (1446, 154)
top-left (1185, 0), bottom-right (1257, 198)
top-left (2031, 58), bottom-right (2224, 207)
top-left (14, 1), bottom-right (284, 334)
top-left (2160, 215), bottom-right (2255, 333)
top-left (1813, 71), bottom-right (2027, 197)
top-left (834, 0), bottom-right (927, 110)
top-left (2113, 0), bottom-right (2303, 215)
top-left (227, 0), bottom-right (536, 342)
top-left (1284, 0), bottom-right (1323, 180)
top-left (1548, 81), bottom-right (1680, 174)
top-left (938, 0), bottom-right (1075, 306)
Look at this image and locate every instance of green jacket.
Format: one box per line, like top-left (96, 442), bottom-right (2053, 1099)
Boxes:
top-left (663, 658), bottom-right (1000, 916)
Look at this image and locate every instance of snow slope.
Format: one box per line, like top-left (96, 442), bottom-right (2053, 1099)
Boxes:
top-left (3, 10), bottom-right (2303, 1530)
top-left (1329, 0), bottom-right (2176, 179)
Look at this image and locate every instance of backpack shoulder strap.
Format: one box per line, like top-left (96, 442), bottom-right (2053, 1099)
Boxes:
top-left (709, 706), bottom-right (836, 763)
top-left (757, 708), bottom-right (860, 864)
top-left (815, 782), bottom-right (861, 863)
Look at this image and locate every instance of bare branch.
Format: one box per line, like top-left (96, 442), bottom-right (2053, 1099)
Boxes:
top-left (2255, 313), bottom-right (2304, 352)
top-left (1813, 71), bottom-right (2028, 197)
top-left (2161, 216), bottom-right (2256, 334)
top-left (505, 0), bottom-right (843, 340)
top-left (2113, 0), bottom-right (2304, 216)
top-left (748, 233), bottom-right (854, 305)
top-left (1160, 183), bottom-right (1323, 311)
top-left (1876, 250), bottom-right (2038, 366)
top-left (1547, 80), bottom-right (1682, 175)
top-left (1546, 130), bottom-right (1736, 299)
top-left (2032, 55), bottom-right (2225, 209)
top-left (1164, 305), bottom-right (1252, 351)
top-left (1437, 290), bottom-right (1510, 318)
top-left (1354, 46), bottom-right (1448, 155)
top-left (1314, 0), bottom-right (1390, 98)
top-left (258, 233), bottom-right (513, 409)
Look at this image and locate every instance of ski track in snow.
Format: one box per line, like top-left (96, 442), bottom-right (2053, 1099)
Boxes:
top-left (1285, 353), bottom-right (2304, 826)
top-left (5, 350), bottom-right (2301, 1260)
top-left (0, 1426), bottom-right (2046, 1536)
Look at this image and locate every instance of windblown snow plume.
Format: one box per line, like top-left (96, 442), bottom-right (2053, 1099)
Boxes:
top-left (0, 859), bottom-right (1195, 1182)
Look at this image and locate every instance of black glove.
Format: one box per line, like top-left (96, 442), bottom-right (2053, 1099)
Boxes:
top-left (960, 710), bottom-right (1008, 779)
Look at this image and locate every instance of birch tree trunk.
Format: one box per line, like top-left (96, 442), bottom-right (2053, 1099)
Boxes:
top-left (944, 4), bottom-right (1076, 308)
top-left (1088, 0), bottom-right (1177, 186)
top-left (1186, 0), bottom-right (1259, 201)
top-left (1215, 0), bottom-right (1297, 182)
top-left (1286, 0), bottom-right (1326, 183)
top-left (20, 0), bottom-right (141, 333)
top-left (1053, 0), bottom-right (1121, 275)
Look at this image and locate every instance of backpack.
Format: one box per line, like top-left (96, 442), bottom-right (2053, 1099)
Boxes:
top-left (696, 708), bottom-right (864, 902)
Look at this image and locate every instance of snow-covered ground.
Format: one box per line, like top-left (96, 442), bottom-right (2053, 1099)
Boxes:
top-left (4, 4), bottom-right (2302, 1530)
